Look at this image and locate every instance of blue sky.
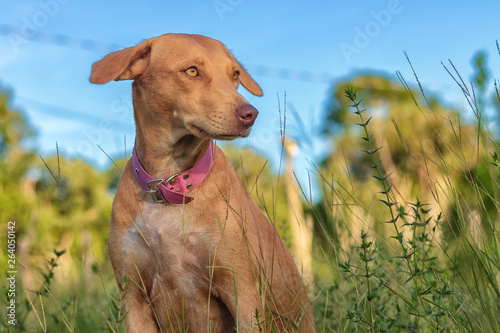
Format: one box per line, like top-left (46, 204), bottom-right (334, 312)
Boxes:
top-left (1, 1), bottom-right (499, 196)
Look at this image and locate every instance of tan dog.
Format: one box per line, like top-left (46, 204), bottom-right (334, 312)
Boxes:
top-left (90, 33), bottom-right (315, 332)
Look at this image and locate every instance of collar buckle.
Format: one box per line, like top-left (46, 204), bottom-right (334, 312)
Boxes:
top-left (146, 174), bottom-right (178, 203)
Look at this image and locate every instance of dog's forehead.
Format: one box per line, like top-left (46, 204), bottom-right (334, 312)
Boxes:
top-left (150, 33), bottom-right (235, 66)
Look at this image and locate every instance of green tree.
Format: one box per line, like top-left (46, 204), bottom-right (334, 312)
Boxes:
top-left (0, 87), bottom-right (36, 228)
top-left (221, 143), bottom-right (291, 243)
top-left (0, 85), bottom-right (118, 331)
top-left (471, 50), bottom-right (490, 115)
top-left (319, 74), bottom-right (479, 247)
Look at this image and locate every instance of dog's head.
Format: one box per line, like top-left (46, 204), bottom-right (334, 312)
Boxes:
top-left (90, 33), bottom-right (262, 142)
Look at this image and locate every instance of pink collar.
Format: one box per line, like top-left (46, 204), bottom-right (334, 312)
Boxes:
top-left (132, 141), bottom-right (215, 204)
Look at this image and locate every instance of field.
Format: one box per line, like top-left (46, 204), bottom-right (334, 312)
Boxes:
top-left (1, 50), bottom-right (499, 332)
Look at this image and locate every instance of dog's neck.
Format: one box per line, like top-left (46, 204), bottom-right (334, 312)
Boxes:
top-left (131, 85), bottom-right (210, 179)
top-left (134, 134), bottom-right (210, 179)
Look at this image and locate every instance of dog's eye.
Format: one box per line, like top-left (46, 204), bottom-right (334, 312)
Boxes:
top-left (233, 71), bottom-right (240, 80)
top-left (185, 67), bottom-right (199, 77)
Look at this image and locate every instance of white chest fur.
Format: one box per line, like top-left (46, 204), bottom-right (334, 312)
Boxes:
top-left (123, 204), bottom-right (213, 289)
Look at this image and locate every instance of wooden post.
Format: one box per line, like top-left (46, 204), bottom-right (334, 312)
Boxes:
top-left (284, 138), bottom-right (313, 283)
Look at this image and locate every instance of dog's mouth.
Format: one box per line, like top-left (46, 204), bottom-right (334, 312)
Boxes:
top-left (191, 125), bottom-right (250, 140)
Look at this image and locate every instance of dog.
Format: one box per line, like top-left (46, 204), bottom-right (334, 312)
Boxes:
top-left (90, 33), bottom-right (315, 332)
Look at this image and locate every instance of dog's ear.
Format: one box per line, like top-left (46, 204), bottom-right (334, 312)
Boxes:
top-left (90, 40), bottom-right (152, 84)
top-left (228, 53), bottom-right (263, 96)
top-left (238, 65), bottom-right (263, 97)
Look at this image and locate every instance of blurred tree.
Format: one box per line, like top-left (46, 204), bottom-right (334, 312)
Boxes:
top-left (31, 156), bottom-right (112, 262)
top-left (0, 85), bottom-right (113, 292)
top-left (470, 50), bottom-right (490, 116)
top-left (221, 143), bottom-right (291, 245)
top-left (318, 74), bottom-right (481, 249)
top-left (104, 156), bottom-right (128, 193)
top-left (0, 86), bottom-right (39, 292)
top-left (0, 87), bottom-right (36, 227)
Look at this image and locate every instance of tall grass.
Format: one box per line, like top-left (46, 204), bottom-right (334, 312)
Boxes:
top-left (310, 73), bottom-right (500, 331)
top-left (3, 54), bottom-right (500, 332)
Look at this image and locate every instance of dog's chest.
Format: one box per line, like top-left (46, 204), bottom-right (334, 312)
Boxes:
top-left (120, 203), bottom-right (235, 330)
top-left (124, 204), bottom-right (212, 283)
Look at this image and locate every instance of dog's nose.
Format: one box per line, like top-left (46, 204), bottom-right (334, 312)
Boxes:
top-left (237, 104), bottom-right (259, 127)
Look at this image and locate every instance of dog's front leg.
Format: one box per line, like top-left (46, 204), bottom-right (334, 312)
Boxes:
top-left (211, 268), bottom-right (260, 332)
top-left (123, 284), bottom-right (159, 333)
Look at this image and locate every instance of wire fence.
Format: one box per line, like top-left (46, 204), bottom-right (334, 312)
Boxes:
top-left (0, 23), bottom-right (334, 84)
top-left (0, 23), bottom-right (333, 133)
